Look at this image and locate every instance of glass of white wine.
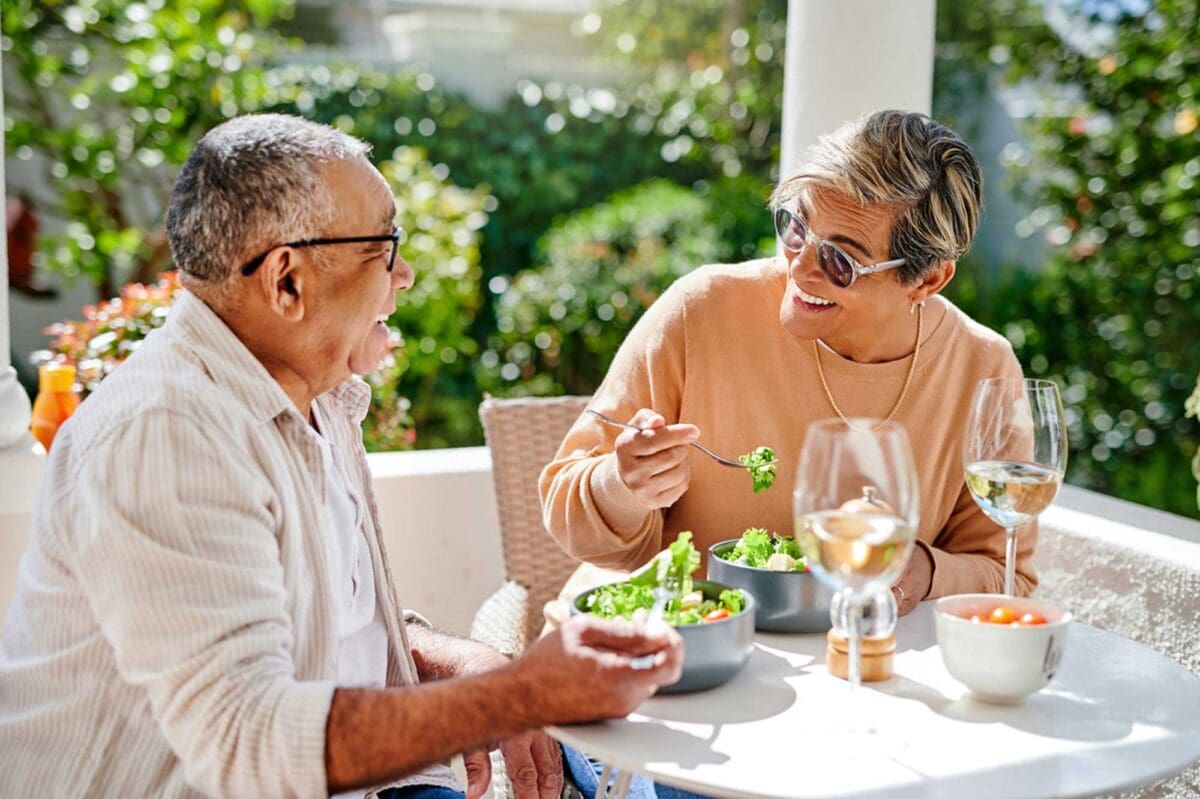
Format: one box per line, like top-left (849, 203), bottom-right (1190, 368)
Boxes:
top-left (795, 419), bottom-right (920, 700)
top-left (963, 378), bottom-right (1068, 596)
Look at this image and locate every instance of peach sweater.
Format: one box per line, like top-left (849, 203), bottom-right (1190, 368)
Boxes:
top-left (540, 258), bottom-right (1037, 599)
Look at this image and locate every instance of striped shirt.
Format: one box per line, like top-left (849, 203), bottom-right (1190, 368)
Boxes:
top-left (0, 290), bottom-right (459, 798)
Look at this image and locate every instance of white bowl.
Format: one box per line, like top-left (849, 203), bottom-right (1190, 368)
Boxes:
top-left (934, 594), bottom-right (1072, 704)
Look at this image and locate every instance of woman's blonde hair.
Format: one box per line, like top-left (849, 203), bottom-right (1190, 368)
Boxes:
top-left (771, 109), bottom-right (983, 286)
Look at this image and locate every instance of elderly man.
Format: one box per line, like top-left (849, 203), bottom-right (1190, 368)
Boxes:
top-left (0, 114), bottom-right (683, 799)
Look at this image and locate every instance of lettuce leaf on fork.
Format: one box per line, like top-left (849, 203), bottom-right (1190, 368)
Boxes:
top-left (739, 446), bottom-right (777, 493)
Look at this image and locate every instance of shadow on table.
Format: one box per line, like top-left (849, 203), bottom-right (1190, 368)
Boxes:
top-left (876, 673), bottom-right (1133, 743)
top-left (641, 645), bottom-right (798, 726)
top-left (607, 718), bottom-right (734, 770)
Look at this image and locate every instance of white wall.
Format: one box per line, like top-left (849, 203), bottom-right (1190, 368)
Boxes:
top-left (368, 446), bottom-right (507, 636)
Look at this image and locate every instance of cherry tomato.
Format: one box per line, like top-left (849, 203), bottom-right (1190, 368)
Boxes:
top-left (703, 609), bottom-right (731, 623)
top-left (989, 606), bottom-right (1017, 625)
top-left (1019, 612), bottom-right (1047, 626)
top-left (969, 613), bottom-right (987, 623)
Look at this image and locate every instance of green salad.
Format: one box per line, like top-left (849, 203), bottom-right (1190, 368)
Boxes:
top-left (585, 532), bottom-right (746, 625)
top-left (739, 446), bottom-right (778, 493)
top-left (716, 527), bottom-right (808, 572)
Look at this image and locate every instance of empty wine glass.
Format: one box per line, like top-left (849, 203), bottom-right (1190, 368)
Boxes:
top-left (963, 378), bottom-right (1067, 596)
top-left (795, 419), bottom-right (920, 709)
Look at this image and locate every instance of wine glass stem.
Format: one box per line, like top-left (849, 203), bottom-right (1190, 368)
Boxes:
top-left (1004, 525), bottom-right (1018, 596)
top-left (847, 596), bottom-right (863, 694)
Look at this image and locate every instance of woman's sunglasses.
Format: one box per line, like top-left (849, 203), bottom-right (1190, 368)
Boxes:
top-left (772, 206), bottom-right (905, 288)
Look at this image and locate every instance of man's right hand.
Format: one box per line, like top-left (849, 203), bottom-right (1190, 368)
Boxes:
top-left (516, 614), bottom-right (684, 722)
top-left (612, 409), bottom-right (699, 511)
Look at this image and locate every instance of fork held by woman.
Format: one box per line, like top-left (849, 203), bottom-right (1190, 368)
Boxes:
top-left (585, 408), bottom-right (702, 512)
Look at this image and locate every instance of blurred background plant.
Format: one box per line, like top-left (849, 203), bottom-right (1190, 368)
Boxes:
top-left (6, 0), bottom-right (1199, 512)
top-left (33, 269), bottom-right (180, 395)
top-left (933, 0), bottom-right (1200, 514)
top-left (2, 0), bottom-right (299, 296)
top-left (479, 179), bottom-right (727, 397)
top-left (1188, 373), bottom-right (1200, 509)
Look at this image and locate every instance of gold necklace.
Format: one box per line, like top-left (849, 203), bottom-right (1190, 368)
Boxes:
top-left (813, 303), bottom-right (923, 432)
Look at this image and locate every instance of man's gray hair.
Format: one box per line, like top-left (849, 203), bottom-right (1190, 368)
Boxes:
top-left (166, 114), bottom-right (371, 295)
top-left (772, 110), bottom-right (983, 285)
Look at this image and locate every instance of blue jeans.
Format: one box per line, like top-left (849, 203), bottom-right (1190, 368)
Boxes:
top-left (376, 744), bottom-right (712, 799)
top-left (562, 743), bottom-right (713, 799)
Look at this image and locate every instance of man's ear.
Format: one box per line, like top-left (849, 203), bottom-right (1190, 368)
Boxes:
top-left (256, 248), bottom-right (307, 322)
top-left (911, 259), bottom-right (956, 304)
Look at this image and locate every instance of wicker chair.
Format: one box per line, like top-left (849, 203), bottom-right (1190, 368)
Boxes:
top-left (1033, 505), bottom-right (1200, 798)
top-left (469, 394), bottom-right (591, 656)
top-left (468, 395), bottom-right (592, 799)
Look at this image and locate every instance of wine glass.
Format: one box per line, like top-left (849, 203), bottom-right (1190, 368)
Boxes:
top-left (795, 419), bottom-right (920, 703)
top-left (963, 378), bottom-right (1068, 596)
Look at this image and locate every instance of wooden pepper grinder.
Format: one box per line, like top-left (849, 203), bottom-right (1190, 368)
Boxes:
top-left (826, 621), bottom-right (896, 681)
top-left (825, 486), bottom-right (898, 682)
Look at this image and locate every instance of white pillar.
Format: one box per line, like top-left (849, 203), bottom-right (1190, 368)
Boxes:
top-left (780, 0), bottom-right (936, 178)
top-left (0, 48), bottom-right (45, 515)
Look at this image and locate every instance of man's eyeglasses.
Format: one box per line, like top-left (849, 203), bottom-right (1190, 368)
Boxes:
top-left (240, 227), bottom-right (404, 277)
top-left (772, 207), bottom-right (905, 289)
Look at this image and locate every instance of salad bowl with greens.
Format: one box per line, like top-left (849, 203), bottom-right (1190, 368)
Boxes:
top-left (574, 532), bottom-right (756, 693)
top-left (708, 528), bottom-right (833, 634)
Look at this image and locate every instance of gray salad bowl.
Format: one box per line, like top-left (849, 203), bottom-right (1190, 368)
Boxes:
top-left (707, 540), bottom-right (833, 633)
top-left (572, 579), bottom-right (756, 694)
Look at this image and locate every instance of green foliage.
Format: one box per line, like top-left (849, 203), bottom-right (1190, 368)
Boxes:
top-left (479, 180), bottom-right (724, 397)
top-left (939, 0), bottom-right (1200, 517)
top-left (582, 0), bottom-right (788, 180)
top-left (276, 65), bottom-right (702, 287)
top-left (1186, 374), bottom-right (1200, 510)
top-left (2, 0), bottom-right (298, 295)
top-left (374, 147), bottom-right (491, 450)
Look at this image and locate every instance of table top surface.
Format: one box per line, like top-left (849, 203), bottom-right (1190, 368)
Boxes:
top-left (548, 603), bottom-right (1200, 799)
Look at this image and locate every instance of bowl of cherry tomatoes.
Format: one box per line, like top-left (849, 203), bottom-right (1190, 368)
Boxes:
top-left (934, 594), bottom-right (1072, 704)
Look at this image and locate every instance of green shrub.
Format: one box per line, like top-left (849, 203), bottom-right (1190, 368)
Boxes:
top-left (2, 0), bottom-right (299, 295)
top-left (938, 0), bottom-right (1200, 518)
top-left (374, 147), bottom-right (491, 450)
top-left (481, 179), bottom-right (736, 397)
top-left (1187, 374), bottom-right (1200, 510)
top-left (273, 66), bottom-right (704, 286)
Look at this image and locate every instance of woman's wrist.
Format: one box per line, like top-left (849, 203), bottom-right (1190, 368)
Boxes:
top-left (893, 542), bottom-right (934, 615)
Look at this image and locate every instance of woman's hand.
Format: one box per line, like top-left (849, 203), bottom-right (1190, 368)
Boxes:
top-left (612, 409), bottom-right (699, 512)
top-left (891, 543), bottom-right (934, 616)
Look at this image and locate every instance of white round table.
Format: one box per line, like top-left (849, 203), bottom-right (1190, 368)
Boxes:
top-left (549, 603), bottom-right (1200, 799)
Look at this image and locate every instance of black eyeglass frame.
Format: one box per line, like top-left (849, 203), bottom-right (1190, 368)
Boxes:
top-left (772, 206), bottom-right (906, 288)
top-left (240, 227), bottom-right (403, 277)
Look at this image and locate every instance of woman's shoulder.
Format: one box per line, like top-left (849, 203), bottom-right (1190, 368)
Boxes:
top-left (668, 257), bottom-right (783, 309)
top-left (941, 299), bottom-right (1020, 366)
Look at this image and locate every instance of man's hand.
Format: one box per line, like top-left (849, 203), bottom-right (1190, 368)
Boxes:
top-left (516, 613), bottom-right (685, 723)
top-left (613, 409), bottom-right (699, 512)
top-left (462, 729), bottom-right (564, 799)
top-left (461, 614), bottom-right (682, 798)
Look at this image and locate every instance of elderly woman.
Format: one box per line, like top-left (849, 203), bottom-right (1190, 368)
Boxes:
top-left (540, 110), bottom-right (1034, 617)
